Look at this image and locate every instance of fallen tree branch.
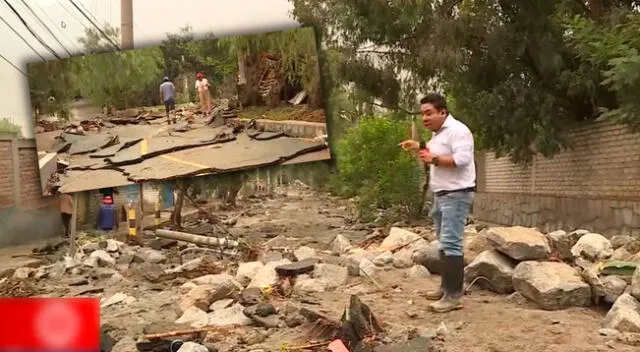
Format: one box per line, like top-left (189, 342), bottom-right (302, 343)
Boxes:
top-left (155, 229), bottom-right (239, 248)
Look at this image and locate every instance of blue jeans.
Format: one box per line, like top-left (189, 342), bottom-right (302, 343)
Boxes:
top-left (430, 192), bottom-right (474, 256)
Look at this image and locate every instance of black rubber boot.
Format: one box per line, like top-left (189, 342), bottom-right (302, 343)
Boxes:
top-left (425, 250), bottom-right (446, 300)
top-left (429, 255), bottom-right (465, 313)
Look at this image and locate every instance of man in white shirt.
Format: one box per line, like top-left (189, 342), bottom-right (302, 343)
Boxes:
top-left (195, 72), bottom-right (211, 114)
top-left (399, 93), bottom-right (476, 313)
top-left (159, 76), bottom-right (176, 124)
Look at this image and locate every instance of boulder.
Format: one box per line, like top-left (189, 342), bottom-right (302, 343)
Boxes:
top-left (359, 258), bottom-right (377, 278)
top-left (191, 274), bottom-right (241, 300)
top-left (331, 235), bottom-right (352, 255)
top-left (512, 261), bottom-right (591, 310)
top-left (89, 250), bottom-right (116, 267)
top-left (392, 248), bottom-right (413, 269)
top-left (235, 262), bottom-right (264, 287)
top-left (485, 226), bottom-right (550, 261)
top-left (207, 303), bottom-right (253, 327)
top-left (175, 306), bottom-right (209, 328)
top-left (372, 251), bottom-right (393, 266)
top-left (464, 249), bottom-right (517, 294)
top-left (409, 265), bottom-right (431, 279)
top-left (603, 276), bottom-right (628, 304)
top-left (313, 263), bottom-right (348, 289)
top-left (631, 268), bottom-right (640, 301)
top-left (612, 235), bottom-right (633, 250)
top-left (570, 233), bottom-right (613, 261)
top-left (177, 342), bottom-right (209, 352)
top-left (247, 259), bottom-right (291, 289)
top-left (380, 227), bottom-right (428, 252)
top-left (294, 246), bottom-right (318, 261)
top-left (412, 241), bottom-right (443, 274)
top-left (602, 294), bottom-right (640, 333)
top-left (463, 230), bottom-right (493, 265)
top-left (545, 230), bottom-right (573, 260)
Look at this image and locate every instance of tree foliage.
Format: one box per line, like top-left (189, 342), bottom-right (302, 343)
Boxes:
top-left (334, 117), bottom-right (423, 220)
top-left (290, 0), bottom-right (640, 164)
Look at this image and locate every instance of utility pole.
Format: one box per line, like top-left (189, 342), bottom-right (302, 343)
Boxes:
top-left (121, 0), bottom-right (133, 50)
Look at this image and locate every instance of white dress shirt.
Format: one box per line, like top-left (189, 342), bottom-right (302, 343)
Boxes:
top-left (426, 115), bottom-right (476, 193)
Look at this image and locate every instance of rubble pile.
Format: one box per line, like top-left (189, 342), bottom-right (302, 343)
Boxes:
top-left (2, 187), bottom-right (639, 351)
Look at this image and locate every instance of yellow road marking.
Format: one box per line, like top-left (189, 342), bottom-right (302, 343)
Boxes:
top-left (159, 154), bottom-right (209, 169)
top-left (140, 139), bottom-right (148, 155)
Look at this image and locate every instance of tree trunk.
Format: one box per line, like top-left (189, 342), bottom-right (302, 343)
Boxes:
top-left (238, 51), bottom-right (263, 107)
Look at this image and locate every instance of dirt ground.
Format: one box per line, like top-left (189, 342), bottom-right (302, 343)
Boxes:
top-left (239, 105), bottom-right (326, 123)
top-left (0, 186), bottom-right (635, 352)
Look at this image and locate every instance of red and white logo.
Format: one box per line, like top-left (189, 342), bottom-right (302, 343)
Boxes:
top-left (33, 300), bottom-right (82, 349)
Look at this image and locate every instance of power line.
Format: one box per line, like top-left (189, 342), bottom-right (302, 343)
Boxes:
top-left (2, 0), bottom-right (61, 59)
top-left (0, 15), bottom-right (45, 61)
top-left (57, 0), bottom-right (89, 32)
top-left (0, 52), bottom-right (27, 76)
top-left (32, 1), bottom-right (80, 54)
top-left (18, 0), bottom-right (73, 57)
top-left (69, 0), bottom-right (120, 51)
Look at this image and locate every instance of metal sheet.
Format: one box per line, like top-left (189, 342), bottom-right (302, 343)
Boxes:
top-left (121, 134), bottom-right (328, 181)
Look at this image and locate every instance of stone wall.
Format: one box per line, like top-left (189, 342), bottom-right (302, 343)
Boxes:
top-left (0, 134), bottom-right (61, 247)
top-left (473, 120), bottom-right (640, 237)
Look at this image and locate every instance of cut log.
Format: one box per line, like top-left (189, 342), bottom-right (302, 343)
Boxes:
top-left (155, 229), bottom-right (239, 248)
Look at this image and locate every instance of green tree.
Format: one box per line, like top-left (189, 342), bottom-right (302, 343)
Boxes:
top-left (334, 117), bottom-right (423, 221)
top-left (26, 58), bottom-right (75, 121)
top-left (290, 0), bottom-right (640, 164)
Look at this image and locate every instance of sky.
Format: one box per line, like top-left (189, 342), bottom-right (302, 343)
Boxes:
top-left (0, 0), bottom-right (300, 138)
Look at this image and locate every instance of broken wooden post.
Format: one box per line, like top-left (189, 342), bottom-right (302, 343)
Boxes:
top-left (340, 295), bottom-right (384, 350)
top-left (155, 229), bottom-right (240, 248)
top-left (68, 192), bottom-right (78, 256)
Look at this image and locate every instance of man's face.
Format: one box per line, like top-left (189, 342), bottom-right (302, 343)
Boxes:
top-left (421, 103), bottom-right (447, 131)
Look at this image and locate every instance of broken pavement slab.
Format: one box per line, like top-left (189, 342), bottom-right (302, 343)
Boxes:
top-left (66, 134), bottom-right (117, 155)
top-left (88, 137), bottom-right (143, 158)
top-left (57, 169), bottom-right (135, 193)
top-left (121, 134), bottom-right (328, 182)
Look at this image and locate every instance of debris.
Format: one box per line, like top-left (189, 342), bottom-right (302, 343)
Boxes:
top-left (602, 293), bottom-right (640, 333)
top-left (155, 229), bottom-right (240, 249)
top-left (380, 227), bottom-right (428, 252)
top-left (602, 276), bottom-right (628, 304)
top-left (275, 258), bottom-right (317, 277)
top-left (372, 251), bottom-right (393, 266)
top-left (294, 246), bottom-right (318, 261)
top-left (358, 258), bottom-right (377, 278)
top-left (373, 336), bottom-right (431, 352)
top-left (512, 261), bottom-right (591, 310)
top-left (313, 263), bottom-right (348, 289)
top-left (247, 259), bottom-right (291, 289)
top-left (545, 230), bottom-right (573, 260)
top-left (464, 249), bottom-right (517, 294)
top-left (339, 295), bottom-right (384, 350)
top-left (571, 233), bottom-right (613, 261)
top-left (208, 303), bottom-right (253, 327)
top-left (134, 248), bottom-right (168, 264)
top-left (89, 250), bottom-right (116, 267)
top-left (177, 341), bottom-right (209, 352)
top-left (175, 306), bottom-right (210, 328)
top-left (294, 275), bottom-right (327, 293)
top-left (409, 265), bottom-right (431, 279)
top-left (331, 235), bottom-right (352, 255)
top-left (101, 292), bottom-right (135, 308)
top-left (485, 226), bottom-right (551, 261)
top-left (235, 261), bottom-right (264, 286)
top-left (392, 248), bottom-right (413, 269)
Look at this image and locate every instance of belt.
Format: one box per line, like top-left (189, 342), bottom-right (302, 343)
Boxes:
top-left (435, 186), bottom-right (476, 197)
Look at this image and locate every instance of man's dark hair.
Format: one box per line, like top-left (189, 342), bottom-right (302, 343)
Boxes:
top-left (419, 93), bottom-right (448, 112)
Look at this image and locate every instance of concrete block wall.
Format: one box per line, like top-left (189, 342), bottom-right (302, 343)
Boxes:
top-left (474, 121), bottom-right (640, 237)
top-left (229, 118), bottom-right (327, 139)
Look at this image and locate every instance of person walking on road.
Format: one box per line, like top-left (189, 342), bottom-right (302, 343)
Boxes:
top-left (399, 93), bottom-right (476, 313)
top-left (159, 76), bottom-right (177, 124)
top-left (195, 72), bottom-right (212, 114)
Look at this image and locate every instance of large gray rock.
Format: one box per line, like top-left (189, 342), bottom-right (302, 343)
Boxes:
top-left (611, 235), bottom-right (633, 250)
top-left (313, 263), bottom-right (348, 289)
top-left (412, 241), bottom-right (443, 275)
top-left (331, 235), bottom-right (352, 255)
top-left (248, 259), bottom-right (291, 289)
top-left (235, 261), bottom-right (264, 287)
top-left (177, 342), bottom-right (208, 352)
top-left (631, 267), bottom-right (640, 301)
top-left (571, 233), bottom-right (613, 261)
top-left (392, 248), bottom-right (413, 269)
top-left (380, 227), bottom-right (429, 252)
top-left (134, 248), bottom-right (167, 264)
top-left (602, 294), bottom-right (640, 333)
top-left (602, 276), bottom-right (629, 304)
top-left (545, 230), bottom-right (573, 260)
top-left (373, 251), bottom-right (393, 266)
top-left (485, 226), bottom-right (550, 261)
top-left (464, 249), bottom-right (517, 294)
top-left (464, 230), bottom-right (493, 265)
top-left (512, 261), bottom-right (592, 310)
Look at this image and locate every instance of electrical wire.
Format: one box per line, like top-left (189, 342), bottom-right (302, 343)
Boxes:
top-left (0, 52), bottom-right (27, 76)
top-left (18, 0), bottom-right (73, 57)
top-left (0, 15), bottom-right (45, 61)
top-left (32, 1), bottom-right (80, 55)
top-left (68, 0), bottom-right (120, 51)
top-left (2, 0), bottom-right (61, 59)
top-left (57, 0), bottom-right (89, 32)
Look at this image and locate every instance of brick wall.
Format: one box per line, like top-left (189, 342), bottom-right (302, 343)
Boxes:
top-left (474, 121), bottom-right (640, 236)
top-left (0, 135), bottom-right (60, 247)
top-left (0, 139), bottom-right (15, 208)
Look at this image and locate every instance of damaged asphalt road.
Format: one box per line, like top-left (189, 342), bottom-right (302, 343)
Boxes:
top-left (36, 105), bottom-right (329, 193)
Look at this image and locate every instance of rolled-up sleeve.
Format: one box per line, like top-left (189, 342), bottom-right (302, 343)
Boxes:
top-left (451, 129), bottom-right (474, 167)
